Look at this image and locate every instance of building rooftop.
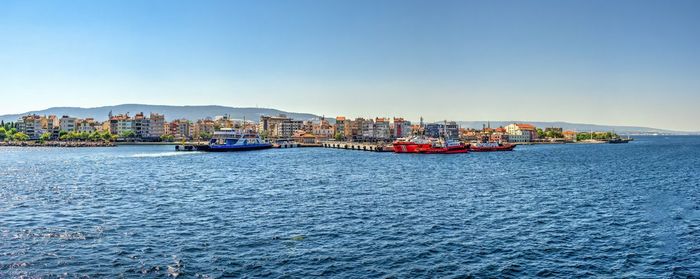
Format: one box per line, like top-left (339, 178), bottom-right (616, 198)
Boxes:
top-left (515, 123), bottom-right (536, 130)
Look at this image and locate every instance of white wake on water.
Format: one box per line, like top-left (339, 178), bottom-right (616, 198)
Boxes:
top-left (129, 151), bottom-right (200, 158)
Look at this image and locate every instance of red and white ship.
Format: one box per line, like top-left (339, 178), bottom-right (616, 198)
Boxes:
top-left (417, 139), bottom-right (469, 154)
top-left (393, 137), bottom-right (468, 154)
top-left (392, 136), bottom-right (433, 153)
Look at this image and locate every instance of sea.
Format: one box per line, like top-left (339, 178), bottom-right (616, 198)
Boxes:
top-left (1, 136), bottom-right (699, 278)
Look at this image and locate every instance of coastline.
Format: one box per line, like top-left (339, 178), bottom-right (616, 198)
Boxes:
top-left (115, 142), bottom-right (179, 146)
top-left (0, 140), bottom-right (622, 148)
top-left (0, 141), bottom-right (115, 147)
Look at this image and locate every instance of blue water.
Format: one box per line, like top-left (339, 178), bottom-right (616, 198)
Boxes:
top-left (1, 136), bottom-right (699, 277)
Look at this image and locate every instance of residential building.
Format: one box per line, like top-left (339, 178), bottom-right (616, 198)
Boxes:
top-left (334, 116), bottom-right (346, 139)
top-left (346, 118), bottom-right (365, 140)
top-left (374, 118), bottom-right (391, 140)
top-left (505, 123), bottom-right (538, 142)
top-left (17, 114), bottom-right (45, 139)
top-left (59, 115), bottom-right (77, 132)
top-left (392, 117), bottom-right (411, 138)
top-left (490, 127), bottom-right (508, 142)
top-left (193, 119), bottom-right (216, 140)
top-left (169, 119), bottom-right (191, 140)
top-left (277, 119), bottom-right (304, 138)
top-left (563, 130), bottom-right (577, 142)
top-left (47, 115), bottom-right (60, 138)
top-left (312, 118), bottom-right (334, 141)
top-left (132, 112), bottom-right (149, 138)
top-left (259, 114), bottom-right (299, 138)
top-left (361, 119), bottom-right (376, 139)
top-left (109, 113), bottom-right (133, 135)
top-left (214, 115), bottom-right (235, 129)
top-left (291, 131), bottom-right (319, 144)
top-left (147, 113), bottom-right (166, 139)
top-left (410, 124), bottom-right (423, 135)
top-left (425, 121), bottom-right (460, 139)
top-left (76, 118), bottom-right (102, 133)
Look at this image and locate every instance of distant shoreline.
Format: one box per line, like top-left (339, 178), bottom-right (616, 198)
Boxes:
top-left (0, 141), bottom-right (115, 147)
top-left (115, 142), bottom-right (179, 146)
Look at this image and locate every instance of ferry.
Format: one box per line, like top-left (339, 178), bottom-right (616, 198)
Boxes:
top-left (178, 128), bottom-right (272, 152)
top-left (469, 142), bottom-right (516, 152)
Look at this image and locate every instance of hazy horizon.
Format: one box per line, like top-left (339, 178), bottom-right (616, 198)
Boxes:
top-left (2, 0), bottom-right (699, 131)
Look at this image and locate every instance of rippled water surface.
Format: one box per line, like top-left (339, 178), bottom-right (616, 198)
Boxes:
top-left (1, 136), bottom-right (699, 277)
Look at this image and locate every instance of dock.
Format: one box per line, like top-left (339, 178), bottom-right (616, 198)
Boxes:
top-left (321, 141), bottom-right (393, 152)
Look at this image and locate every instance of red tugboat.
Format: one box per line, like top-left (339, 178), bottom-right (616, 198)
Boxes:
top-left (469, 142), bottom-right (516, 152)
top-left (392, 136), bottom-right (433, 153)
top-left (393, 120), bottom-right (468, 154)
top-left (416, 139), bottom-right (469, 154)
top-left (393, 137), bottom-right (469, 154)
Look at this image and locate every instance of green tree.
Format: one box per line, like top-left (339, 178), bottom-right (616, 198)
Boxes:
top-left (160, 134), bottom-right (174, 142)
top-left (12, 132), bottom-right (29, 141)
top-left (39, 132), bottom-right (51, 142)
top-left (544, 130), bottom-right (563, 139)
top-left (0, 127), bottom-right (6, 141)
top-left (119, 130), bottom-right (136, 140)
top-left (334, 132), bottom-right (343, 141)
top-left (101, 131), bottom-right (113, 141)
top-left (199, 132), bottom-right (212, 140)
top-left (536, 128), bottom-right (545, 138)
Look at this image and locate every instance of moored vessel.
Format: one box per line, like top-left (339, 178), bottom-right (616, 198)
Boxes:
top-left (469, 142), bottom-right (516, 152)
top-left (415, 139), bottom-right (468, 154)
top-left (608, 138), bottom-right (631, 144)
top-left (392, 136), bottom-right (433, 153)
top-left (178, 128), bottom-right (272, 152)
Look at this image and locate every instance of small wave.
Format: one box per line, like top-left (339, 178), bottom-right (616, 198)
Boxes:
top-left (129, 152), bottom-right (200, 158)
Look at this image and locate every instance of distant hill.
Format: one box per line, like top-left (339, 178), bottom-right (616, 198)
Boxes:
top-left (455, 121), bottom-right (696, 135)
top-left (0, 104), bottom-right (322, 123)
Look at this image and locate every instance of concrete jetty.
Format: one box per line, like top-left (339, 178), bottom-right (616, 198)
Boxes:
top-left (321, 141), bottom-right (393, 152)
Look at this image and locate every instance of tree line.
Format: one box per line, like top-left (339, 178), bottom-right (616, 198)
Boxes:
top-left (0, 127), bottom-right (116, 142)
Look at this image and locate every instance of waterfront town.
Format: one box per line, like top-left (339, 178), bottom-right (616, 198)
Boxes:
top-left (0, 111), bottom-right (623, 147)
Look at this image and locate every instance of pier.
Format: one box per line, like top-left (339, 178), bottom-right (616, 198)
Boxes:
top-left (273, 142), bottom-right (322, 148)
top-left (321, 141), bottom-right (393, 152)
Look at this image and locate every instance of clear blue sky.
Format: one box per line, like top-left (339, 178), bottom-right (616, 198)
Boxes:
top-left (1, 0), bottom-right (698, 131)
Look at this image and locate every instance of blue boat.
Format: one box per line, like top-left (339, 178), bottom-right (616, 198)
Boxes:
top-left (193, 129), bottom-right (272, 152)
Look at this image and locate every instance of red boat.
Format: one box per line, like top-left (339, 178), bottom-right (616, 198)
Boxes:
top-left (393, 136), bottom-right (433, 153)
top-left (417, 144), bottom-right (469, 154)
top-left (468, 142), bottom-right (516, 152)
top-left (394, 137), bottom-right (468, 154)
